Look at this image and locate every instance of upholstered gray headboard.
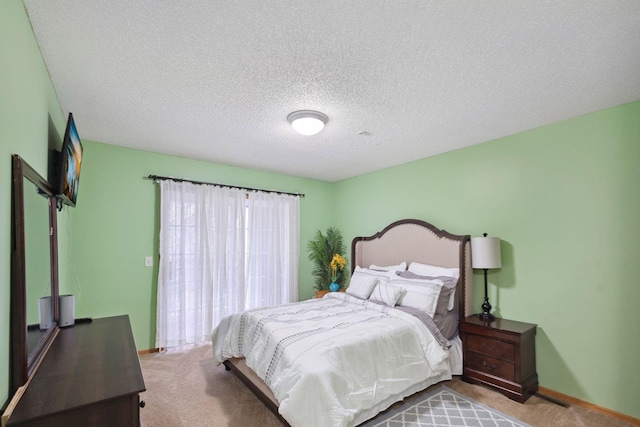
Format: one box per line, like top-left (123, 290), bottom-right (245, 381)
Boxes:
top-left (351, 219), bottom-right (473, 318)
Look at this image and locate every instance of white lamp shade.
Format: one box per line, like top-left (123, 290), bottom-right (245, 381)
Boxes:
top-left (471, 236), bottom-right (502, 269)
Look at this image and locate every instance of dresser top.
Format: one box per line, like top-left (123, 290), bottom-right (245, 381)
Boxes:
top-left (8, 315), bottom-right (146, 424)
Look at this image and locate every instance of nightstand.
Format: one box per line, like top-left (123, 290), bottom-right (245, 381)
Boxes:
top-left (459, 316), bottom-right (538, 403)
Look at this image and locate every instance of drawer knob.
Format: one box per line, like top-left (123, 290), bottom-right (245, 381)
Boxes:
top-left (481, 342), bottom-right (496, 351)
top-left (139, 400), bottom-right (146, 408)
top-left (482, 360), bottom-right (497, 371)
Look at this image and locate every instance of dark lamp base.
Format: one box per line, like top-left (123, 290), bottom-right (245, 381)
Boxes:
top-left (479, 294), bottom-right (494, 321)
top-left (478, 312), bottom-right (495, 321)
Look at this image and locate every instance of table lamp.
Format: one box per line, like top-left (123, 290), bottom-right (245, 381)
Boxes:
top-left (471, 233), bottom-right (502, 321)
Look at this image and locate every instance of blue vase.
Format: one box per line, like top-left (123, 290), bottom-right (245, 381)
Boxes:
top-left (329, 282), bottom-right (340, 292)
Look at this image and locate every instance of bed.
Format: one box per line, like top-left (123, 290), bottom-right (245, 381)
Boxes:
top-left (211, 219), bottom-right (472, 427)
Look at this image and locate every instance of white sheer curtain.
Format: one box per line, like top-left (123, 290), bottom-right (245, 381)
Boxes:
top-left (245, 191), bottom-right (299, 308)
top-left (155, 180), bottom-right (299, 348)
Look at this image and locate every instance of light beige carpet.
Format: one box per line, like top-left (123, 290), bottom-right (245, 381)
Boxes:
top-left (139, 344), bottom-right (635, 427)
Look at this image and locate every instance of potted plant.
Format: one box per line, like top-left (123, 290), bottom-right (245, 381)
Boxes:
top-left (329, 254), bottom-right (347, 291)
top-left (307, 227), bottom-right (348, 292)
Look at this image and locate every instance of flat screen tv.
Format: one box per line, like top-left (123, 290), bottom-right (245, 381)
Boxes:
top-left (55, 112), bottom-right (83, 208)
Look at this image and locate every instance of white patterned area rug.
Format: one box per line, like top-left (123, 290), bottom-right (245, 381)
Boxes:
top-left (360, 386), bottom-right (531, 427)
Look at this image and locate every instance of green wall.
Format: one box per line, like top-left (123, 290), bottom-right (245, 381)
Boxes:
top-left (0, 1), bottom-right (67, 408)
top-left (67, 141), bottom-right (334, 352)
top-left (334, 101), bottom-right (640, 419)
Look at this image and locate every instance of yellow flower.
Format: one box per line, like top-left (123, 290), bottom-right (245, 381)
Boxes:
top-left (330, 254), bottom-right (347, 281)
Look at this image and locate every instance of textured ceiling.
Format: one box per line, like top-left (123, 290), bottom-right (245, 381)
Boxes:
top-left (23, 1), bottom-right (640, 182)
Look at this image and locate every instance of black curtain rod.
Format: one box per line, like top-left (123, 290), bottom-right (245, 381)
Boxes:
top-left (146, 174), bottom-right (305, 198)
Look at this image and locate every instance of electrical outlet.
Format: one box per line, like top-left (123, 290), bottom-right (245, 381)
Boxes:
top-left (145, 256), bottom-right (153, 267)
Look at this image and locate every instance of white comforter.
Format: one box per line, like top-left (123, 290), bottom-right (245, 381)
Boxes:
top-left (211, 292), bottom-right (451, 427)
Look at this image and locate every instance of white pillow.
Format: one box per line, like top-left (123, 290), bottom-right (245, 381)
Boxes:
top-left (408, 261), bottom-right (459, 278)
top-left (368, 283), bottom-right (406, 307)
top-left (354, 266), bottom-right (396, 283)
top-left (397, 270), bottom-right (458, 312)
top-left (368, 261), bottom-right (407, 272)
top-left (346, 272), bottom-right (378, 300)
top-left (390, 276), bottom-right (444, 317)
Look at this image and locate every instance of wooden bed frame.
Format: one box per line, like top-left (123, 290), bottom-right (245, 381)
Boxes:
top-left (223, 218), bottom-right (472, 426)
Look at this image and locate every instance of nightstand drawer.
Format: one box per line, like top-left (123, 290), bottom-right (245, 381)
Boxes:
top-left (460, 316), bottom-right (538, 403)
top-left (465, 352), bottom-right (515, 381)
top-left (466, 335), bottom-right (515, 360)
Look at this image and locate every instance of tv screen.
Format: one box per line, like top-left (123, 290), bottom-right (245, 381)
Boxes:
top-left (57, 113), bottom-right (83, 207)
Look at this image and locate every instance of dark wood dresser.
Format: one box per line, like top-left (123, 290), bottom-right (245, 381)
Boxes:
top-left (460, 316), bottom-right (538, 403)
top-left (7, 315), bottom-right (146, 426)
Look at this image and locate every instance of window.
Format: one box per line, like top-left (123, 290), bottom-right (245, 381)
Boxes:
top-left (156, 180), bottom-right (299, 348)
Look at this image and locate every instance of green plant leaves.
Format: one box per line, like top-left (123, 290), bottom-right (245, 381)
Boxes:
top-left (306, 227), bottom-right (348, 290)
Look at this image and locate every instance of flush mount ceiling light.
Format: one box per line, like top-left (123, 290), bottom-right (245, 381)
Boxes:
top-left (287, 110), bottom-right (328, 136)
